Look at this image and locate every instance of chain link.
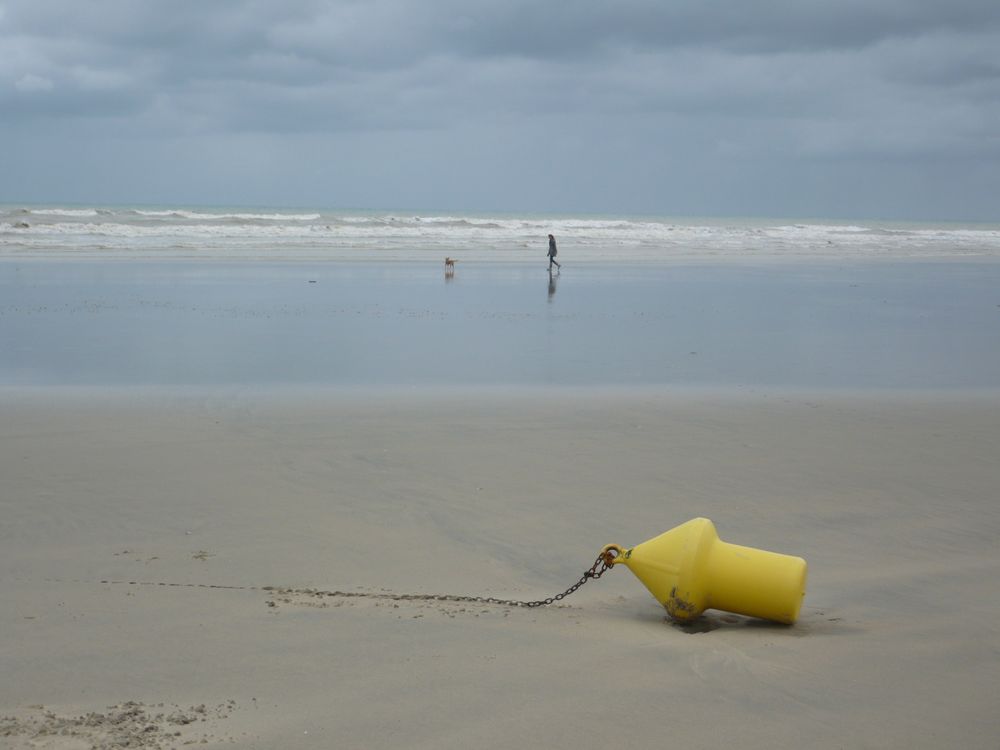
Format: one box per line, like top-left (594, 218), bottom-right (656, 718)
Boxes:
top-left (427, 551), bottom-right (615, 608)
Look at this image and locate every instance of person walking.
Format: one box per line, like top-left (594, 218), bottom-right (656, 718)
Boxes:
top-left (547, 233), bottom-right (561, 271)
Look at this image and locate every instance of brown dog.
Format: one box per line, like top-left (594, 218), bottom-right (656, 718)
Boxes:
top-left (444, 257), bottom-right (456, 270)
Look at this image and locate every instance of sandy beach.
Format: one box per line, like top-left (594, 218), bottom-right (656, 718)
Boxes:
top-left (2, 251), bottom-right (1000, 748)
top-left (2, 384), bottom-right (999, 749)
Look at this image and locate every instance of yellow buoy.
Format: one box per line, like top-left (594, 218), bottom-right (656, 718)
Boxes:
top-left (603, 518), bottom-right (807, 624)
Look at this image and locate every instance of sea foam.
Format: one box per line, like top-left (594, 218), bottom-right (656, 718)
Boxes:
top-left (2, 205), bottom-right (999, 261)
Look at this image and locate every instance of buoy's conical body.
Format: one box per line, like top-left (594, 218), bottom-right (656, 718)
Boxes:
top-left (613, 518), bottom-right (807, 624)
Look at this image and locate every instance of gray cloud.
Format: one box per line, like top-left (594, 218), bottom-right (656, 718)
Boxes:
top-left (1, 0), bottom-right (998, 219)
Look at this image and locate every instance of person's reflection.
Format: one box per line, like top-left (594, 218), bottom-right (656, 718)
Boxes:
top-left (547, 268), bottom-right (559, 301)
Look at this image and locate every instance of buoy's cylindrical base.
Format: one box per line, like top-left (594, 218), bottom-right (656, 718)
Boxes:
top-left (706, 540), bottom-right (807, 624)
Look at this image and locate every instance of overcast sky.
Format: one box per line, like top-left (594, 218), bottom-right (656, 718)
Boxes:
top-left (1, 0), bottom-right (998, 220)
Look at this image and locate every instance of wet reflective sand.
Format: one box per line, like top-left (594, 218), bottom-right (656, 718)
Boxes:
top-left (2, 259), bottom-right (999, 388)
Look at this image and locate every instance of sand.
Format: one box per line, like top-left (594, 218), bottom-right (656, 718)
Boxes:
top-left (5, 259), bottom-right (1000, 390)
top-left (2, 385), bottom-right (999, 749)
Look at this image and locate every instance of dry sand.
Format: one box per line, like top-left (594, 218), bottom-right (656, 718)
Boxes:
top-left (2, 386), bottom-right (999, 749)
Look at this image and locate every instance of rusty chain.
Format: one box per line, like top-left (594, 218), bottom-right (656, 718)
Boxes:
top-left (424, 549), bottom-right (617, 608)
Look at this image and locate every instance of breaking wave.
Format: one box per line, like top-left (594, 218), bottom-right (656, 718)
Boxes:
top-left (3, 205), bottom-right (999, 261)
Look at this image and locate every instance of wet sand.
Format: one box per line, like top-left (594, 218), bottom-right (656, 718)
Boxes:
top-left (3, 259), bottom-right (1000, 389)
top-left (2, 386), bottom-right (999, 749)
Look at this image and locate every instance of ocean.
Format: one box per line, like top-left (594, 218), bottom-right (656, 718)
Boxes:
top-left (3, 204), bottom-right (1000, 261)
